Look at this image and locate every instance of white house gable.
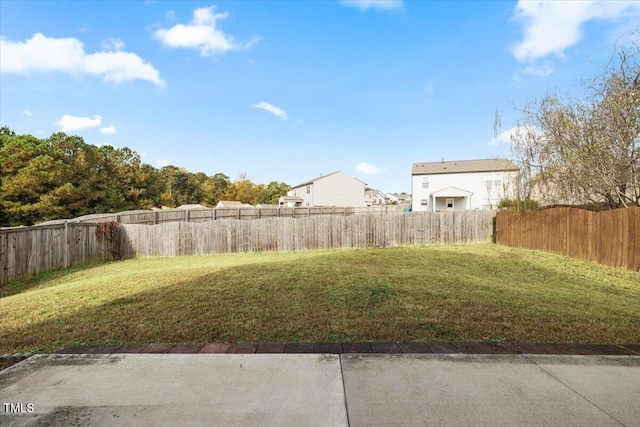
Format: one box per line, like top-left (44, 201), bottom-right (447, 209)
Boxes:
top-left (411, 159), bottom-right (519, 211)
top-left (285, 171), bottom-right (366, 207)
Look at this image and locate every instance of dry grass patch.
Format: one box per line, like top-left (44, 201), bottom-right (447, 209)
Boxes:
top-left (1, 243), bottom-right (639, 354)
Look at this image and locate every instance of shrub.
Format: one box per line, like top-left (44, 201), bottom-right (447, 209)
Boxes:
top-left (498, 198), bottom-right (540, 211)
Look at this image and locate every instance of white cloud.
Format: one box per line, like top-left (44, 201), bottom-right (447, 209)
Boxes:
top-left (510, 1), bottom-right (640, 62)
top-left (100, 125), bottom-right (116, 135)
top-left (101, 38), bottom-right (125, 52)
top-left (489, 128), bottom-right (515, 147)
top-left (356, 162), bottom-right (385, 175)
top-left (153, 6), bottom-right (260, 56)
top-left (0, 33), bottom-right (164, 87)
top-left (489, 125), bottom-right (542, 146)
top-left (56, 114), bottom-right (102, 132)
top-left (340, 0), bottom-right (403, 11)
top-left (20, 109), bottom-right (33, 116)
top-left (521, 64), bottom-right (554, 77)
top-left (252, 102), bottom-right (288, 120)
top-left (157, 159), bottom-right (170, 167)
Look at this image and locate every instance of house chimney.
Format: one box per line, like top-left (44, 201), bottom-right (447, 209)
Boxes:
top-left (441, 157), bottom-right (444, 163)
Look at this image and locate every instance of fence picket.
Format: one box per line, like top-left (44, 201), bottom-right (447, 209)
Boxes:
top-left (495, 207), bottom-right (639, 271)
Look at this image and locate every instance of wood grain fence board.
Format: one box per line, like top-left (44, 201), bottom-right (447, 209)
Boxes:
top-left (2, 211), bottom-right (496, 285)
top-left (633, 208), bottom-right (640, 271)
top-left (495, 207), bottom-right (639, 271)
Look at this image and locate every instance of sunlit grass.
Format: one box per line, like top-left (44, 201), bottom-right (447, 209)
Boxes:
top-left (1, 243), bottom-right (638, 354)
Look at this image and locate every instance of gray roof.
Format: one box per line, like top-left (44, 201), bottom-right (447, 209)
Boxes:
top-left (177, 204), bottom-right (207, 209)
top-left (365, 189), bottom-right (385, 197)
top-left (292, 171), bottom-right (366, 188)
top-left (412, 158), bottom-right (519, 175)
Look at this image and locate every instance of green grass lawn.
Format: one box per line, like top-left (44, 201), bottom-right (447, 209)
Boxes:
top-left (1, 243), bottom-right (639, 354)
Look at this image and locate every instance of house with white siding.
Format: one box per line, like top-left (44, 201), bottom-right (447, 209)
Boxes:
top-left (365, 189), bottom-right (387, 206)
top-left (411, 158), bottom-right (519, 211)
top-left (283, 171), bottom-right (366, 207)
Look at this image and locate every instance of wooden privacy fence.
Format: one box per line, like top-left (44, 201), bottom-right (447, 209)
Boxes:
top-left (495, 206), bottom-right (640, 271)
top-left (119, 211), bottom-right (495, 258)
top-left (0, 223), bottom-right (113, 285)
top-left (36, 205), bottom-right (405, 226)
top-left (1, 210), bottom-right (495, 285)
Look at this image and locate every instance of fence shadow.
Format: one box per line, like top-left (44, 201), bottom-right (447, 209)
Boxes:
top-left (2, 246), bottom-right (639, 354)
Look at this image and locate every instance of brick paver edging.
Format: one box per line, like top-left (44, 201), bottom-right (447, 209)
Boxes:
top-left (53, 342), bottom-right (640, 356)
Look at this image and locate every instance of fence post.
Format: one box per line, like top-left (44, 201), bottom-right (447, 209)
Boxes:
top-left (154, 211), bottom-right (158, 225)
top-left (186, 209), bottom-right (191, 223)
top-left (64, 221), bottom-right (69, 268)
top-left (115, 214), bottom-right (120, 223)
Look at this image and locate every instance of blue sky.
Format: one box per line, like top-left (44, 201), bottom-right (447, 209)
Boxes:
top-left (1, 1), bottom-right (638, 193)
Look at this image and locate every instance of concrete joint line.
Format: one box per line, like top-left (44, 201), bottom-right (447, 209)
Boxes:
top-left (523, 355), bottom-right (627, 427)
top-left (339, 355), bottom-right (351, 427)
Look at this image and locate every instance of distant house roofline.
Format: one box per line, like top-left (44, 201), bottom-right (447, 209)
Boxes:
top-left (412, 158), bottom-right (519, 175)
top-left (291, 171), bottom-right (367, 188)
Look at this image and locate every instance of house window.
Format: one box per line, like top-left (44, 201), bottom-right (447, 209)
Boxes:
top-left (484, 174), bottom-right (493, 188)
top-left (421, 199), bottom-right (428, 206)
top-left (306, 186), bottom-right (311, 194)
top-left (422, 177), bottom-right (429, 189)
top-left (306, 202), bottom-right (310, 207)
top-left (446, 198), bottom-right (454, 209)
top-left (485, 173), bottom-right (502, 188)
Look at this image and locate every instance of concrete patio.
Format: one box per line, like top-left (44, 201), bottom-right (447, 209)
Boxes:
top-left (2, 350), bottom-right (639, 426)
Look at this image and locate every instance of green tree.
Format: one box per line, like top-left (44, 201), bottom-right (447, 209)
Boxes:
top-left (0, 132), bottom-right (71, 225)
top-left (200, 173), bottom-right (230, 206)
top-left (256, 181), bottom-right (291, 204)
top-left (234, 173), bottom-right (257, 205)
top-left (157, 165), bottom-right (202, 207)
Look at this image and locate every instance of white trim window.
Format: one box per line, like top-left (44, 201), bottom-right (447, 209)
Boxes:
top-left (421, 199), bottom-right (428, 206)
top-left (485, 173), bottom-right (503, 188)
top-left (422, 176), bottom-right (430, 189)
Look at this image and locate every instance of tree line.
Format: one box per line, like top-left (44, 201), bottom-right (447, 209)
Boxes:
top-left (0, 129), bottom-right (291, 226)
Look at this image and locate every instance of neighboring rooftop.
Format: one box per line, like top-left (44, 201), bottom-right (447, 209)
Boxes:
top-left (292, 171), bottom-right (341, 188)
top-left (412, 158), bottom-right (519, 175)
top-left (216, 201), bottom-right (253, 208)
top-left (292, 171), bottom-right (366, 188)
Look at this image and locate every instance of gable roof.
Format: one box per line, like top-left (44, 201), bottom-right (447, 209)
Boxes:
top-left (412, 158), bottom-right (519, 175)
top-left (292, 171), bottom-right (366, 188)
top-left (216, 201), bottom-right (253, 208)
top-left (177, 204), bottom-right (207, 209)
top-left (430, 186), bottom-right (473, 197)
top-left (365, 189), bottom-right (386, 198)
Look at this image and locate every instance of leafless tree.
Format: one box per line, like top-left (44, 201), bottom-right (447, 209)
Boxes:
top-left (498, 36), bottom-right (640, 209)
